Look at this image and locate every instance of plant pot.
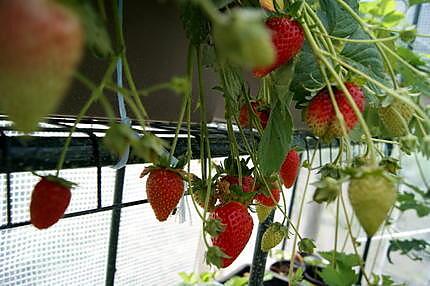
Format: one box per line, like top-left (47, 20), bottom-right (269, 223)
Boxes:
top-left (217, 264), bottom-right (251, 284)
top-left (268, 260), bottom-right (305, 285)
top-left (303, 265), bottom-right (326, 286)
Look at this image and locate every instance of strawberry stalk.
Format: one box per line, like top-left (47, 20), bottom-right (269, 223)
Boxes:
top-left (339, 192), bottom-right (371, 284)
top-left (56, 59), bottom-right (118, 176)
top-left (197, 46), bottom-right (216, 249)
top-left (299, 15), bottom-right (378, 163)
top-left (287, 146), bottom-right (318, 282)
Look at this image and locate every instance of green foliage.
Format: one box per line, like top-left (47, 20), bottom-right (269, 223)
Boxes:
top-left (319, 0), bottom-right (359, 37)
top-left (360, 0), bottom-right (404, 27)
top-left (258, 101), bottom-right (293, 176)
top-left (387, 239), bottom-right (430, 263)
top-left (396, 192), bottom-right (430, 217)
top-left (370, 274), bottom-right (406, 286)
top-left (179, 0), bottom-right (211, 46)
top-left (224, 276), bottom-right (249, 286)
top-left (289, 267), bottom-right (304, 286)
top-left (319, 251), bottom-right (361, 286)
top-left (409, 0), bottom-right (430, 6)
top-left (340, 28), bottom-right (388, 96)
top-left (298, 238), bottom-right (317, 254)
top-left (291, 42), bottom-right (324, 102)
top-left (178, 271), bottom-right (217, 285)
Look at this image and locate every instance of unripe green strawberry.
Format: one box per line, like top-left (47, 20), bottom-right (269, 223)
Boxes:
top-left (261, 222), bottom-right (287, 252)
top-left (378, 99), bottom-right (414, 137)
top-left (0, 0), bottom-right (83, 132)
top-left (256, 203), bottom-right (274, 223)
top-left (348, 167), bottom-right (396, 237)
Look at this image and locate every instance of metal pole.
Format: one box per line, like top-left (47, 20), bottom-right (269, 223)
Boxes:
top-left (248, 210), bottom-right (275, 286)
top-left (105, 166), bottom-right (126, 286)
top-left (358, 237), bottom-right (372, 285)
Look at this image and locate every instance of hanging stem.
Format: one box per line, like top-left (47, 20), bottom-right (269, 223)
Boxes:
top-left (169, 46), bottom-right (195, 162)
top-left (56, 60), bottom-right (117, 176)
top-left (288, 145), bottom-right (319, 281)
top-left (339, 192), bottom-right (371, 284)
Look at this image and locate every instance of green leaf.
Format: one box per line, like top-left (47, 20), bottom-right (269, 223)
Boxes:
top-left (289, 268), bottom-right (304, 286)
top-left (224, 276), bottom-right (249, 286)
top-left (409, 0), bottom-right (430, 6)
top-left (387, 239), bottom-right (430, 264)
top-left (291, 42), bottom-right (324, 102)
top-left (258, 102), bottom-right (293, 176)
top-left (319, 265), bottom-right (358, 286)
top-left (318, 0), bottom-right (359, 37)
top-left (319, 251), bottom-right (361, 268)
top-left (396, 192), bottom-right (430, 217)
top-left (396, 47), bottom-right (427, 66)
top-left (179, 1), bottom-right (211, 45)
top-left (340, 28), bottom-right (388, 94)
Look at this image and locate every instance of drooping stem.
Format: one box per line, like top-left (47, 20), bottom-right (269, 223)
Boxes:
top-left (340, 192), bottom-right (371, 284)
top-left (56, 60), bottom-right (117, 176)
top-left (288, 145), bottom-right (319, 281)
top-left (169, 45), bottom-right (194, 162)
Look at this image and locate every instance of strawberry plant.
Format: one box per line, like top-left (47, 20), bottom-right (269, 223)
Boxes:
top-left (4, 0), bottom-right (430, 284)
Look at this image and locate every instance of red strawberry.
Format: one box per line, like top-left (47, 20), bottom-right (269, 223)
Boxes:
top-left (222, 175), bottom-right (256, 193)
top-left (218, 175), bottom-right (256, 205)
top-left (280, 149), bottom-right (300, 188)
top-left (305, 83), bottom-right (365, 142)
top-left (141, 168), bottom-right (184, 222)
top-left (0, 0), bottom-right (83, 132)
top-left (255, 188), bottom-right (280, 207)
top-left (211, 202), bottom-right (254, 268)
top-left (239, 100), bottom-right (270, 129)
top-left (30, 176), bottom-right (74, 229)
top-left (253, 17), bottom-right (304, 77)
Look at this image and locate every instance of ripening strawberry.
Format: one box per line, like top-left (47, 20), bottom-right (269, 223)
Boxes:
top-left (140, 168), bottom-right (184, 221)
top-left (305, 83), bottom-right (365, 142)
top-left (30, 176), bottom-right (74, 229)
top-left (280, 149), bottom-right (300, 188)
top-left (217, 175), bottom-right (256, 206)
top-left (378, 99), bottom-right (414, 137)
top-left (253, 17), bottom-right (304, 77)
top-left (211, 202), bottom-right (253, 268)
top-left (0, 0), bottom-right (83, 132)
top-left (348, 167), bottom-right (396, 237)
top-left (255, 188), bottom-right (280, 207)
top-left (239, 101), bottom-right (270, 129)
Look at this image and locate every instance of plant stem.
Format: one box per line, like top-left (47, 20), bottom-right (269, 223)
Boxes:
top-left (340, 192), bottom-right (371, 285)
top-left (56, 60), bottom-right (117, 176)
top-left (301, 20), bottom-right (377, 164)
top-left (319, 32), bottom-right (399, 43)
top-left (331, 0), bottom-right (399, 88)
top-left (333, 196), bottom-right (340, 266)
top-left (169, 46), bottom-right (194, 163)
top-left (288, 145), bottom-right (319, 281)
top-left (320, 50), bottom-right (430, 123)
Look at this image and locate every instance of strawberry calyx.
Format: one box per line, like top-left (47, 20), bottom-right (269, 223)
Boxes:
top-left (139, 165), bottom-right (189, 180)
top-left (222, 156), bottom-right (253, 177)
top-left (33, 173), bottom-right (77, 189)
